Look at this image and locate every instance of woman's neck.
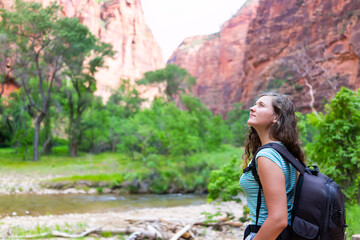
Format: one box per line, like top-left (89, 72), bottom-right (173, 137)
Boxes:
top-left (256, 128), bottom-right (277, 146)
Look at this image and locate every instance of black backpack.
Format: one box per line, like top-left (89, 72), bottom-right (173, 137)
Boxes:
top-left (245, 142), bottom-right (347, 240)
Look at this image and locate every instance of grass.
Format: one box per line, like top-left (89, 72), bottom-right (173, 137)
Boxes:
top-left (0, 147), bottom-right (134, 176)
top-left (3, 222), bottom-right (126, 239)
top-left (0, 144), bottom-right (243, 193)
top-left (4, 223), bottom-right (127, 239)
top-left (346, 204), bottom-right (360, 239)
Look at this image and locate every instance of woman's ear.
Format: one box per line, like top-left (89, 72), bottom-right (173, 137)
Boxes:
top-left (273, 115), bottom-right (279, 123)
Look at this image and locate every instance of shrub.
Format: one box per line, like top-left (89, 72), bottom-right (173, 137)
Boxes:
top-left (207, 157), bottom-right (242, 202)
top-left (305, 87), bottom-right (360, 203)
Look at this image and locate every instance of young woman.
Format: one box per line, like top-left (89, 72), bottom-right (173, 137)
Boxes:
top-left (239, 92), bottom-right (305, 240)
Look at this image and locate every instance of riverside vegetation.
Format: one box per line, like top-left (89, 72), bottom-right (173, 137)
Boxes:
top-left (0, 1), bottom-right (359, 239)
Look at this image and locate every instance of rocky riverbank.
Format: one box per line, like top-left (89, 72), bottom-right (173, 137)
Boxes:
top-left (0, 171), bottom-right (247, 239)
top-left (0, 201), bottom-right (246, 239)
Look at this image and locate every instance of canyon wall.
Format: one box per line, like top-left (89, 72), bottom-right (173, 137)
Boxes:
top-left (241, 0), bottom-right (360, 111)
top-left (169, 0), bottom-right (360, 115)
top-left (0, 0), bottom-right (165, 100)
top-left (168, 0), bottom-right (259, 114)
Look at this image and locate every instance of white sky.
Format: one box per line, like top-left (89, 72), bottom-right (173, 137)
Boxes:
top-left (142, 0), bottom-right (247, 61)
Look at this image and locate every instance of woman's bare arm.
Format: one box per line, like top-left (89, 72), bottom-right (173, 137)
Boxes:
top-left (253, 156), bottom-right (288, 240)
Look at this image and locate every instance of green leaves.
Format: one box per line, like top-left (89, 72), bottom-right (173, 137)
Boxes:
top-left (305, 87), bottom-right (360, 202)
top-left (226, 103), bottom-right (250, 146)
top-left (137, 64), bottom-right (196, 102)
top-left (207, 157), bottom-right (242, 202)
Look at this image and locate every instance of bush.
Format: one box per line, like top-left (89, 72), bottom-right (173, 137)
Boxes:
top-left (226, 103), bottom-right (250, 147)
top-left (52, 137), bottom-right (68, 147)
top-left (305, 87), bottom-right (360, 203)
top-left (207, 157), bottom-right (243, 202)
top-left (345, 204), bottom-right (360, 238)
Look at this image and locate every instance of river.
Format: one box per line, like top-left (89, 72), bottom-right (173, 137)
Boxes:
top-left (0, 193), bottom-right (207, 217)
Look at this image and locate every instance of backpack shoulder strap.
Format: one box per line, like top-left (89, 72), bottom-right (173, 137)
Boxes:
top-left (259, 143), bottom-right (306, 175)
top-left (243, 154), bottom-right (263, 226)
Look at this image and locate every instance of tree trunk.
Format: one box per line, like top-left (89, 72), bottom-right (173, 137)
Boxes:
top-left (68, 93), bottom-right (74, 156)
top-left (112, 141), bottom-right (116, 152)
top-left (70, 111), bottom-right (81, 157)
top-left (33, 113), bottom-right (45, 161)
top-left (70, 127), bottom-right (78, 157)
top-left (42, 114), bottom-right (52, 155)
top-left (70, 139), bottom-right (78, 157)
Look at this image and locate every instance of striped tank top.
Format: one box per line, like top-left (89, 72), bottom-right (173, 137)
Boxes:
top-left (239, 142), bottom-right (297, 225)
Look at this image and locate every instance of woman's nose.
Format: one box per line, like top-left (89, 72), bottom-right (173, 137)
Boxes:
top-left (249, 105), bottom-right (255, 112)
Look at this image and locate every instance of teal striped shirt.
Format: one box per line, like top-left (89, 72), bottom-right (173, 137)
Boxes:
top-left (239, 143), bottom-right (297, 225)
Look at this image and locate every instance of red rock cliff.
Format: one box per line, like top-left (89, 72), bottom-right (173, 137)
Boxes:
top-left (241, 0), bottom-right (360, 111)
top-left (170, 0), bottom-right (360, 115)
top-left (0, 0), bottom-right (165, 100)
top-left (168, 0), bottom-right (259, 114)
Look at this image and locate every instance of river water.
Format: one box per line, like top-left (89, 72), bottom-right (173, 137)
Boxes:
top-left (0, 194), bottom-right (207, 217)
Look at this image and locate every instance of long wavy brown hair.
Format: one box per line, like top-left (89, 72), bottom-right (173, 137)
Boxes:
top-left (242, 92), bottom-right (305, 167)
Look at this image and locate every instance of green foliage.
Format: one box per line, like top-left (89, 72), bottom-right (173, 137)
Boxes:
top-left (52, 173), bottom-right (125, 184)
top-left (113, 96), bottom-right (231, 157)
top-left (345, 204), bottom-right (360, 239)
top-left (201, 209), bottom-right (223, 224)
top-left (305, 87), bottom-right (360, 202)
top-left (137, 64), bottom-right (196, 102)
top-left (296, 112), bottom-right (318, 145)
top-left (267, 78), bottom-right (286, 89)
top-left (57, 16), bottom-right (113, 157)
top-left (226, 103), bottom-right (250, 146)
top-left (107, 79), bottom-right (144, 118)
top-left (239, 205), bottom-right (250, 223)
top-left (9, 222), bottom-right (88, 238)
top-left (80, 97), bottom-right (110, 153)
top-left (0, 0), bottom-right (113, 159)
top-left (2, 90), bottom-right (34, 159)
top-left (207, 157), bottom-right (242, 202)
top-left (0, 105), bottom-right (13, 147)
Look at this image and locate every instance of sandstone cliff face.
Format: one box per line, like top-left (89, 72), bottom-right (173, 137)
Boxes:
top-left (170, 0), bottom-right (360, 115)
top-left (168, 0), bottom-right (259, 114)
top-left (241, 0), bottom-right (360, 111)
top-left (0, 0), bottom-right (164, 100)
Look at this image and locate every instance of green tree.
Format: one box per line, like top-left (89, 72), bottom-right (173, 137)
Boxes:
top-left (181, 94), bottom-right (231, 151)
top-left (1, 1), bottom-right (63, 160)
top-left (60, 17), bottom-right (114, 157)
top-left (81, 96), bottom-right (110, 153)
top-left (137, 64), bottom-right (196, 102)
top-left (305, 87), bottom-right (360, 202)
top-left (106, 79), bottom-right (143, 152)
top-left (226, 103), bottom-right (250, 146)
top-left (107, 79), bottom-right (144, 118)
top-left (4, 89), bottom-right (34, 158)
top-left (118, 95), bottom-right (230, 157)
top-left (0, 1), bottom-right (111, 160)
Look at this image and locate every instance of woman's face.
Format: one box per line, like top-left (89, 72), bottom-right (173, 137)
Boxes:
top-left (247, 95), bottom-right (278, 129)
